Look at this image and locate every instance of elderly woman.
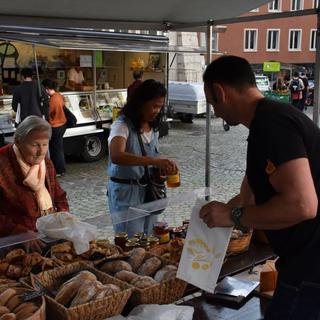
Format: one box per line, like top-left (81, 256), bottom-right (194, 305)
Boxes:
top-left (0, 116), bottom-right (69, 237)
top-left (108, 79), bottom-right (178, 236)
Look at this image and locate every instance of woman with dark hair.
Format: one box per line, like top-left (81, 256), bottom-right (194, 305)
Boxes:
top-left (42, 79), bottom-right (67, 176)
top-left (107, 79), bottom-right (178, 236)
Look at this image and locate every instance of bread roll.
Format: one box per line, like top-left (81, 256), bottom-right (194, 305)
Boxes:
top-left (12, 302), bottom-right (37, 314)
top-left (22, 253), bottom-right (43, 267)
top-left (100, 260), bottom-right (132, 275)
top-left (5, 294), bottom-right (22, 312)
top-left (0, 306), bottom-right (10, 316)
top-left (0, 289), bottom-right (16, 306)
top-left (129, 248), bottom-right (146, 272)
top-left (6, 265), bottom-right (22, 279)
top-left (0, 261), bottom-right (9, 276)
top-left (15, 304), bottom-right (38, 320)
top-left (154, 265), bottom-right (177, 282)
top-left (55, 271), bottom-right (96, 306)
top-left (5, 249), bottom-right (25, 263)
top-left (0, 313), bottom-right (16, 320)
top-left (70, 280), bottom-right (100, 307)
top-left (114, 270), bottom-right (139, 283)
top-left (131, 276), bottom-right (157, 289)
top-left (137, 257), bottom-right (162, 277)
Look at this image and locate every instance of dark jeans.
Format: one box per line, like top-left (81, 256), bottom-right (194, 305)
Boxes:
top-left (264, 280), bottom-right (320, 320)
top-left (50, 124), bottom-right (66, 175)
top-left (292, 99), bottom-right (304, 111)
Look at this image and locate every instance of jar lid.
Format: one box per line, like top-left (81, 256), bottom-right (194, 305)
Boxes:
top-left (127, 237), bottom-right (139, 243)
top-left (115, 232), bottom-right (128, 238)
top-left (153, 222), bottom-right (168, 228)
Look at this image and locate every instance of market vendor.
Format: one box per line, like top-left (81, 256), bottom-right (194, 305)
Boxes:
top-left (65, 60), bottom-right (86, 91)
top-left (0, 116), bottom-right (69, 237)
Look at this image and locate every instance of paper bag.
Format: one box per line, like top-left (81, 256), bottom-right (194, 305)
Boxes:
top-left (176, 200), bottom-right (232, 293)
top-left (36, 212), bottom-right (97, 254)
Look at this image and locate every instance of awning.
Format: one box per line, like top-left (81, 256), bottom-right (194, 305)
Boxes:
top-left (0, 26), bottom-right (208, 53)
top-left (0, 0), bottom-right (270, 31)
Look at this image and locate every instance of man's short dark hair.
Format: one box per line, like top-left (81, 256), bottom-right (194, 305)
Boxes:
top-left (133, 70), bottom-right (144, 80)
top-left (203, 55), bottom-right (256, 90)
top-left (21, 68), bottom-right (33, 78)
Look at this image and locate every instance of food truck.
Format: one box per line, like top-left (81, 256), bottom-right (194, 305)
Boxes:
top-left (0, 33), bottom-right (169, 161)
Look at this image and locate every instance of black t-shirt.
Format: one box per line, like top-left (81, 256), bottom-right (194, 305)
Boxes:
top-left (247, 98), bottom-right (320, 286)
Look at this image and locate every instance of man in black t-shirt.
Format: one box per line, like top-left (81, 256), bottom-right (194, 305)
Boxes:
top-left (200, 55), bottom-right (320, 320)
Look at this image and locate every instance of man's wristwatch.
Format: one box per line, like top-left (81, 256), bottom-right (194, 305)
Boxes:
top-left (231, 207), bottom-right (244, 227)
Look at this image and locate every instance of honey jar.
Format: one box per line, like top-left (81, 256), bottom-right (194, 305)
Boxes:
top-left (166, 172), bottom-right (181, 188)
top-left (153, 222), bottom-right (170, 244)
top-left (114, 232), bottom-right (128, 250)
top-left (171, 227), bottom-right (184, 239)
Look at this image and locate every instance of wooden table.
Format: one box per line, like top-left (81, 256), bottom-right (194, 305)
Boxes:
top-left (180, 243), bottom-right (276, 320)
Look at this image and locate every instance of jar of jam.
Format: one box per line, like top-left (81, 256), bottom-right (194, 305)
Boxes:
top-left (148, 236), bottom-right (160, 248)
top-left (171, 227), bottom-right (184, 239)
top-left (153, 222), bottom-right (170, 244)
top-left (114, 232), bottom-right (128, 250)
top-left (166, 171), bottom-right (181, 188)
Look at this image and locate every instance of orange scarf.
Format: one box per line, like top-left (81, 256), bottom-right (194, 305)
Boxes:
top-left (13, 145), bottom-right (53, 215)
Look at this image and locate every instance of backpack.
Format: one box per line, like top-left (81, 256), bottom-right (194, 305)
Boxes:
top-left (289, 79), bottom-right (301, 92)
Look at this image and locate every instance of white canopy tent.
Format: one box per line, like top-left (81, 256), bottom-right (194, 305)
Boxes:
top-left (1, 0), bottom-right (318, 191)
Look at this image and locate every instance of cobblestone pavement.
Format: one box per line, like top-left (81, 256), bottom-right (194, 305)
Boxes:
top-left (57, 108), bottom-right (312, 239)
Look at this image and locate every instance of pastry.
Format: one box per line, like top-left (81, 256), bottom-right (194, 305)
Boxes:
top-left (114, 270), bottom-right (139, 283)
top-left (0, 306), bottom-right (10, 316)
top-left (55, 271), bottom-right (96, 306)
top-left (100, 260), bottom-right (132, 275)
top-left (0, 314), bottom-right (16, 320)
top-left (131, 276), bottom-right (157, 289)
top-left (54, 252), bottom-right (74, 262)
top-left (154, 265), bottom-right (177, 282)
top-left (0, 289), bottom-right (17, 306)
top-left (5, 249), bottom-right (26, 263)
top-left (137, 257), bottom-right (162, 277)
top-left (103, 283), bottom-right (121, 294)
top-left (20, 266), bottom-right (33, 277)
top-left (0, 261), bottom-right (9, 276)
top-left (128, 248), bottom-right (146, 272)
top-left (22, 252), bottom-right (43, 267)
top-left (51, 242), bottom-right (73, 253)
top-left (6, 265), bottom-right (22, 279)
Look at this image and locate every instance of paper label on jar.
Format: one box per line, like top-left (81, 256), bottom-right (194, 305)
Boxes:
top-left (167, 174), bottom-right (180, 184)
top-left (159, 233), bottom-right (170, 244)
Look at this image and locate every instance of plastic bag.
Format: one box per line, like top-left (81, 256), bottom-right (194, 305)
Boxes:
top-left (36, 212), bottom-right (97, 254)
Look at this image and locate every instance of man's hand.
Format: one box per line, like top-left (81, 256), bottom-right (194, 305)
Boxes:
top-left (199, 201), bottom-right (234, 228)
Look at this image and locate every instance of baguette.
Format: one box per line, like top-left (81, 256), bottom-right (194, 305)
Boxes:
top-left (0, 314), bottom-right (16, 320)
top-left (0, 306), bottom-right (10, 316)
top-left (0, 289), bottom-right (16, 306)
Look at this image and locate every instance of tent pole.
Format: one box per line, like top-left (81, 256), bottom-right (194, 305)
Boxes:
top-left (92, 50), bottom-right (98, 124)
top-left (32, 44), bottom-right (41, 99)
top-left (313, 9), bottom-right (320, 126)
top-left (205, 21), bottom-right (213, 199)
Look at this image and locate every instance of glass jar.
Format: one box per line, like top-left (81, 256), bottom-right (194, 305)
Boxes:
top-left (171, 227), bottom-right (184, 239)
top-left (148, 236), bottom-right (160, 248)
top-left (166, 172), bottom-right (181, 188)
top-left (133, 232), bottom-right (145, 241)
top-left (153, 222), bottom-right (170, 244)
top-left (139, 240), bottom-right (150, 250)
top-left (124, 240), bottom-right (138, 252)
top-left (114, 232), bottom-right (128, 250)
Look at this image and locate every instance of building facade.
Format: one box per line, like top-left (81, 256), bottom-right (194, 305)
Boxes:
top-left (218, 0), bottom-right (318, 78)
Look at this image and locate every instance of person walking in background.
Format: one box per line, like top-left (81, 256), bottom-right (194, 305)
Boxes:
top-left (42, 79), bottom-right (67, 177)
top-left (108, 79), bottom-right (178, 236)
top-left (299, 72), bottom-right (309, 111)
top-left (127, 70), bottom-right (144, 101)
top-left (12, 68), bottom-right (49, 125)
top-left (288, 71), bottom-right (304, 111)
top-left (200, 55), bottom-right (320, 319)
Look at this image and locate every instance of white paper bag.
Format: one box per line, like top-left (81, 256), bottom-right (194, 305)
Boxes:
top-left (176, 199), bottom-right (232, 293)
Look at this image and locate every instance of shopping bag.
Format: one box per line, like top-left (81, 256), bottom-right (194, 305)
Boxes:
top-left (36, 212), bottom-right (97, 254)
top-left (176, 199), bottom-right (232, 293)
top-left (63, 106), bottom-right (77, 128)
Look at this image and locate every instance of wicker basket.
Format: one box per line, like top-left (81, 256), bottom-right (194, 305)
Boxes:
top-left (31, 261), bottom-right (132, 320)
top-left (97, 252), bottom-right (187, 307)
top-left (13, 287), bottom-right (46, 320)
top-left (227, 229), bottom-right (253, 255)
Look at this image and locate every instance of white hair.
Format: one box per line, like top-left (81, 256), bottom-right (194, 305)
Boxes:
top-left (14, 116), bottom-right (52, 142)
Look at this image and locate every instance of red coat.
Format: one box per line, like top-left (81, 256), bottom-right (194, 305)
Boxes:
top-left (0, 144), bottom-right (69, 237)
